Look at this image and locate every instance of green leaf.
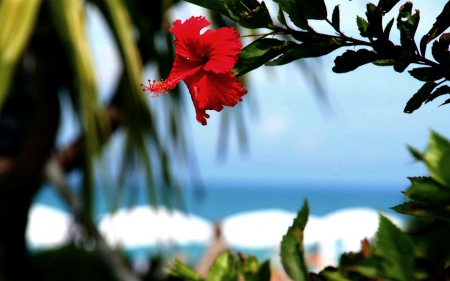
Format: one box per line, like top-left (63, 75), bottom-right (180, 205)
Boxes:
top-left (408, 67), bottom-right (444, 82)
top-left (378, 0), bottom-right (400, 14)
top-left (426, 85), bottom-right (450, 103)
top-left (383, 17), bottom-right (394, 39)
top-left (397, 8), bottom-right (420, 41)
top-left (280, 199), bottom-right (310, 281)
top-left (425, 130), bottom-right (450, 187)
top-left (404, 182), bottom-right (450, 205)
top-left (364, 3), bottom-right (383, 38)
top-left (331, 5), bottom-right (340, 32)
top-left (420, 1), bottom-right (450, 56)
top-left (392, 201), bottom-right (450, 222)
top-left (183, 0), bottom-right (229, 16)
top-left (277, 4), bottom-right (288, 28)
top-left (291, 0), bottom-right (327, 20)
top-left (407, 145), bottom-right (425, 161)
top-left (208, 251), bottom-right (237, 281)
top-left (239, 255), bottom-right (271, 281)
top-left (273, 0), bottom-right (308, 30)
top-left (439, 97), bottom-right (450, 106)
top-left (372, 59), bottom-right (395, 66)
top-left (431, 38), bottom-right (448, 64)
top-left (0, 0), bottom-right (42, 114)
top-left (233, 38), bottom-right (297, 76)
top-left (167, 259), bottom-right (205, 281)
top-left (266, 38), bottom-right (343, 66)
top-left (403, 81), bottom-right (437, 113)
top-left (356, 16), bottom-right (369, 37)
top-left (320, 271), bottom-right (350, 281)
top-left (373, 214), bottom-right (414, 281)
top-left (394, 48), bottom-right (414, 72)
top-left (333, 49), bottom-right (380, 73)
top-left (222, 0), bottom-right (273, 29)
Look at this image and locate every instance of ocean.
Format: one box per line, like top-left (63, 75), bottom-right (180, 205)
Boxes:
top-left (31, 181), bottom-right (408, 269)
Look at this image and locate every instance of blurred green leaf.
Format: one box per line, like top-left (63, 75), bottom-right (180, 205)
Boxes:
top-left (373, 214), bottom-right (414, 281)
top-left (167, 259), bottom-right (205, 281)
top-left (420, 1), bottom-right (450, 56)
top-left (331, 5), bottom-right (340, 32)
top-left (320, 271), bottom-right (350, 281)
top-left (407, 146), bottom-right (425, 161)
top-left (405, 182), bottom-right (450, 205)
top-left (266, 38), bottom-right (343, 66)
top-left (233, 38), bottom-right (297, 76)
top-left (404, 81), bottom-right (437, 113)
top-left (222, 0), bottom-right (273, 29)
top-left (208, 251), bottom-right (238, 281)
top-left (0, 0), bottom-right (42, 112)
top-left (425, 130), bottom-right (450, 187)
top-left (333, 49), bottom-right (380, 73)
top-left (238, 255), bottom-right (271, 281)
top-left (392, 201), bottom-right (450, 222)
top-left (408, 67), bottom-right (444, 82)
top-left (280, 199), bottom-right (310, 281)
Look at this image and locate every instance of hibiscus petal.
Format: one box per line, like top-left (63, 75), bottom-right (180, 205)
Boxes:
top-left (169, 16), bottom-right (210, 62)
top-left (201, 27), bottom-right (242, 74)
top-left (184, 70), bottom-right (247, 125)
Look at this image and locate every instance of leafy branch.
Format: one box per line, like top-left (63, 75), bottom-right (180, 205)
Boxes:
top-left (185, 0), bottom-right (450, 113)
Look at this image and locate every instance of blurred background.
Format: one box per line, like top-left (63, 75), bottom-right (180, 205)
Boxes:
top-left (0, 0), bottom-right (448, 280)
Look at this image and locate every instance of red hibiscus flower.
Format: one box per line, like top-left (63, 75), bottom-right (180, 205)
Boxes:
top-left (141, 16), bottom-right (247, 125)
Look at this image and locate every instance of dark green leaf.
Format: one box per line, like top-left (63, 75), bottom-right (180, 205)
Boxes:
top-left (331, 5), bottom-right (340, 32)
top-left (439, 97), bottom-right (450, 106)
top-left (426, 85), bottom-right (450, 103)
top-left (364, 3), bottom-right (383, 38)
top-left (273, 0), bottom-right (308, 29)
top-left (356, 16), bottom-right (369, 37)
top-left (392, 201), bottom-right (450, 222)
top-left (408, 67), bottom-right (444, 82)
top-left (372, 59), bottom-right (395, 66)
top-left (277, 4), bottom-right (288, 28)
top-left (280, 199), bottom-right (310, 281)
top-left (183, 0), bottom-right (229, 16)
top-left (431, 34), bottom-right (450, 63)
top-left (404, 182), bottom-right (450, 205)
top-left (377, 0), bottom-right (400, 14)
top-left (291, 0), bottom-right (327, 20)
top-left (394, 48), bottom-right (414, 72)
top-left (207, 251), bottom-right (237, 281)
top-left (266, 38), bottom-right (343, 66)
top-left (333, 49), bottom-right (380, 73)
top-left (397, 8), bottom-right (420, 41)
top-left (403, 81), bottom-right (437, 113)
top-left (383, 17), bottom-right (394, 39)
top-left (222, 0), bottom-right (273, 29)
top-left (373, 214), bottom-right (414, 281)
top-left (233, 38), bottom-right (297, 76)
top-left (167, 259), bottom-right (205, 281)
top-left (320, 271), bottom-right (350, 281)
top-left (420, 1), bottom-right (450, 56)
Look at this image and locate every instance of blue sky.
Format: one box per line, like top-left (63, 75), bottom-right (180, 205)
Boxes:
top-left (58, 0), bottom-right (450, 190)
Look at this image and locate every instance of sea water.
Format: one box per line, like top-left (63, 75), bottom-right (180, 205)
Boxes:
top-left (32, 181), bottom-right (408, 268)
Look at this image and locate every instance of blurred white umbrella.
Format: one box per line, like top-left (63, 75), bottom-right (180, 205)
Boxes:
top-left (98, 206), bottom-right (213, 248)
top-left (26, 204), bottom-right (73, 248)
